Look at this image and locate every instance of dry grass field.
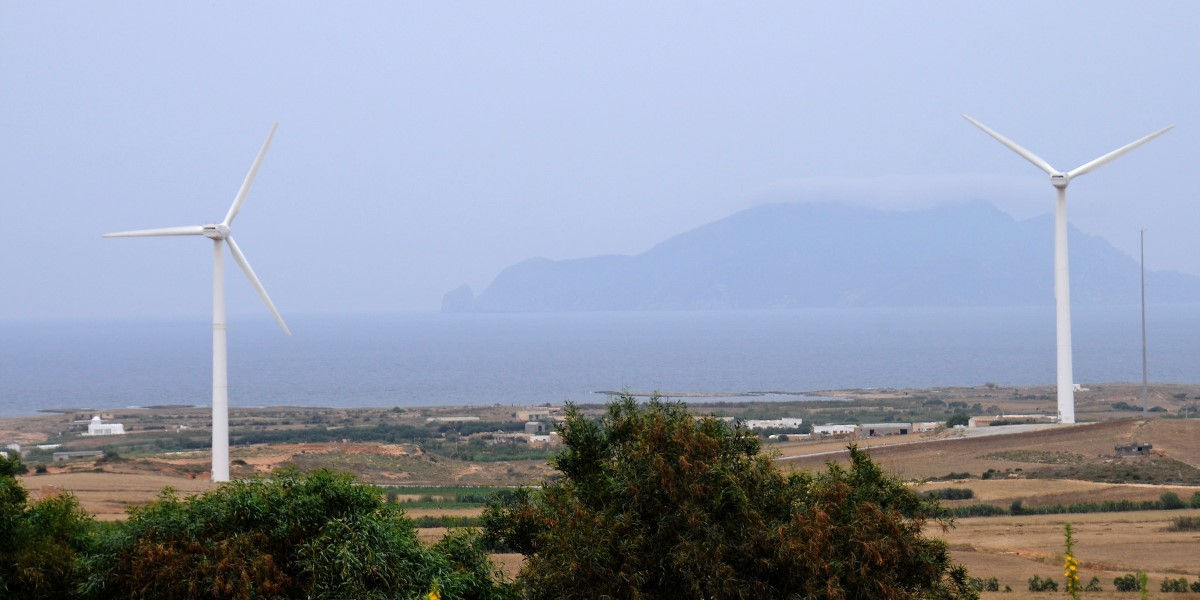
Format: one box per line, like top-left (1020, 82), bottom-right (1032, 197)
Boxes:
top-left (779, 418), bottom-right (1200, 481)
top-left (942, 509), bottom-right (1200, 599)
top-left (17, 469), bottom-right (215, 520)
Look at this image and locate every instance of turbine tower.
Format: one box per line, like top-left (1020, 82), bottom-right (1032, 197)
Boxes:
top-left (104, 123), bottom-right (290, 481)
top-left (963, 115), bottom-right (1172, 424)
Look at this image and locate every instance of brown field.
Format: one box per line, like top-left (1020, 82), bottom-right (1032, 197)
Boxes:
top-left (780, 418), bottom-right (1200, 480)
top-left (17, 470), bottom-right (216, 520)
top-left (942, 509), bottom-right (1200, 599)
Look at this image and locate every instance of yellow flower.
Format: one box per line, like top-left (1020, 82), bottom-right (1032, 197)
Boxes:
top-left (428, 590), bottom-right (441, 600)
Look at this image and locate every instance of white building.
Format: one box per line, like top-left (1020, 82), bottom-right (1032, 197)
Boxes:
top-left (743, 418), bottom-right (804, 430)
top-left (83, 415), bottom-right (126, 436)
top-left (812, 424), bottom-right (858, 436)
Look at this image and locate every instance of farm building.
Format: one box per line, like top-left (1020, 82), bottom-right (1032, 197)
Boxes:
top-left (857, 423), bottom-right (911, 438)
top-left (53, 450), bottom-right (104, 462)
top-left (743, 418), bottom-right (804, 430)
top-left (1115, 442), bottom-right (1153, 456)
top-left (812, 424), bottom-right (858, 436)
top-left (968, 414), bottom-right (1057, 428)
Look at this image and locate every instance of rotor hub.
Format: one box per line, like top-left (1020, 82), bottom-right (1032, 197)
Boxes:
top-left (203, 224), bottom-right (231, 239)
top-left (1050, 173), bottom-right (1069, 189)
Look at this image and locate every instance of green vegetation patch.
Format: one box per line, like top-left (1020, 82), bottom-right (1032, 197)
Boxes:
top-left (1167, 516), bottom-right (1200, 532)
top-left (380, 485), bottom-right (512, 508)
top-left (980, 450), bottom-right (1087, 464)
top-left (1024, 456), bottom-right (1200, 485)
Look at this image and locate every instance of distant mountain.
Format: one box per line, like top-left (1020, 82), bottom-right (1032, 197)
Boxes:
top-left (443, 201), bottom-right (1200, 312)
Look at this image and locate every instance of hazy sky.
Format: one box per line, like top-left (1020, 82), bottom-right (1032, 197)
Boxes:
top-left (2, 2), bottom-right (1198, 320)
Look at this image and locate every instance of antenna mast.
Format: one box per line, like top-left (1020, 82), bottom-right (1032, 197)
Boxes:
top-left (1140, 229), bottom-right (1148, 417)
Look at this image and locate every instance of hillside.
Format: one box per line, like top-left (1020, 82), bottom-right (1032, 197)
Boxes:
top-left (444, 201), bottom-right (1200, 312)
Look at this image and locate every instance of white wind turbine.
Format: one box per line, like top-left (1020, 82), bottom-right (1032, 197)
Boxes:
top-left (963, 115), bottom-right (1172, 424)
top-left (104, 123), bottom-right (290, 481)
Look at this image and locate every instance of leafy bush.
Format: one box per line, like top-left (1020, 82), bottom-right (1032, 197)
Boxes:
top-left (1168, 516), bottom-right (1200, 531)
top-left (968, 577), bottom-right (1000, 592)
top-left (924, 487), bottom-right (974, 500)
top-left (78, 468), bottom-right (511, 599)
top-left (1084, 576), bottom-right (1102, 592)
top-left (1190, 491), bottom-right (1200, 508)
top-left (1191, 580), bottom-right (1200, 593)
top-left (1160, 491), bottom-right (1186, 509)
top-left (411, 515), bottom-right (484, 528)
top-left (1028, 574), bottom-right (1058, 591)
top-left (1160, 577), bottom-right (1189, 593)
top-left (484, 395), bottom-right (978, 599)
top-left (0, 455), bottom-right (94, 599)
top-left (948, 504), bottom-right (1007, 517)
top-left (1114, 573), bottom-right (1139, 592)
top-left (928, 472), bottom-right (973, 481)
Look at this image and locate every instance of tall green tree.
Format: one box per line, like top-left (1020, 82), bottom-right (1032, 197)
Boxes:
top-left (484, 395), bottom-right (976, 599)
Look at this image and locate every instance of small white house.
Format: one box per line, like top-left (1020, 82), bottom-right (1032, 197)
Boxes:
top-left (83, 415), bottom-right (126, 436)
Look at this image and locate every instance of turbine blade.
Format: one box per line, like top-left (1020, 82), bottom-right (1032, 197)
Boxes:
top-left (1067, 125), bottom-right (1174, 179)
top-left (102, 225), bottom-right (206, 238)
top-left (962, 114), bottom-right (1058, 176)
top-left (225, 236), bottom-right (291, 335)
top-left (223, 122), bottom-right (278, 227)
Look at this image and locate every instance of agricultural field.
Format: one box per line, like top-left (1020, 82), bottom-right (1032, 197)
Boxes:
top-left (948, 509), bottom-right (1200, 599)
top-left (4, 382), bottom-right (1200, 592)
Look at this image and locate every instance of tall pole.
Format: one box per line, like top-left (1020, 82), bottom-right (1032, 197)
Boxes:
top-left (212, 239), bottom-right (230, 482)
top-left (1054, 186), bottom-right (1075, 424)
top-left (1140, 229), bottom-right (1148, 418)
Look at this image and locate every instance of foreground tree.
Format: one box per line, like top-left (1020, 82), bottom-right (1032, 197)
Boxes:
top-left (79, 468), bottom-right (512, 600)
top-left (484, 395), bottom-right (976, 599)
top-left (0, 456), bottom-right (95, 600)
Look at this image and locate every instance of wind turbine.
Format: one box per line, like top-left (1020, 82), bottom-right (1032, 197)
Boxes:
top-left (104, 123), bottom-right (290, 481)
top-left (963, 115), bottom-right (1172, 424)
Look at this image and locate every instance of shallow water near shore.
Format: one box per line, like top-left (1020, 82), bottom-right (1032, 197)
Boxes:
top-left (2, 305), bottom-right (1198, 417)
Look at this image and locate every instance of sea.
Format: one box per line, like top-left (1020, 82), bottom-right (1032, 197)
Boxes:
top-left (1, 305), bottom-right (1198, 417)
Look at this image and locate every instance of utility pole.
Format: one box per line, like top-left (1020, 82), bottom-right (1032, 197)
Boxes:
top-left (1140, 229), bottom-right (1148, 418)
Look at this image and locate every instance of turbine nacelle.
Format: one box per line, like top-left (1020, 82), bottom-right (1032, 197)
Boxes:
top-left (203, 224), bottom-right (231, 239)
top-left (1050, 173), bottom-right (1069, 189)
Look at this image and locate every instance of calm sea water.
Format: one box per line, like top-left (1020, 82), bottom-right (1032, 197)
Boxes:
top-left (1, 306), bottom-right (1198, 417)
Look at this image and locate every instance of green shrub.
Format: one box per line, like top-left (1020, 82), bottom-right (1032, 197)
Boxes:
top-left (924, 487), bottom-right (975, 500)
top-left (968, 576), bottom-right (1000, 592)
top-left (1114, 573), bottom-right (1139, 592)
top-left (1190, 491), bottom-right (1200, 508)
top-left (78, 468), bottom-right (511, 599)
top-left (1168, 516), bottom-right (1200, 532)
top-left (1160, 577), bottom-right (1189, 593)
top-left (0, 455), bottom-right (94, 599)
top-left (946, 413), bottom-right (970, 427)
top-left (1084, 576), bottom-right (1102, 592)
top-left (948, 504), bottom-right (1007, 517)
top-left (929, 472), bottom-right (973, 481)
top-left (1160, 491), bottom-right (1186, 509)
top-left (484, 395), bottom-right (978, 599)
top-left (1028, 574), bottom-right (1058, 591)
top-left (1190, 580), bottom-right (1200, 593)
